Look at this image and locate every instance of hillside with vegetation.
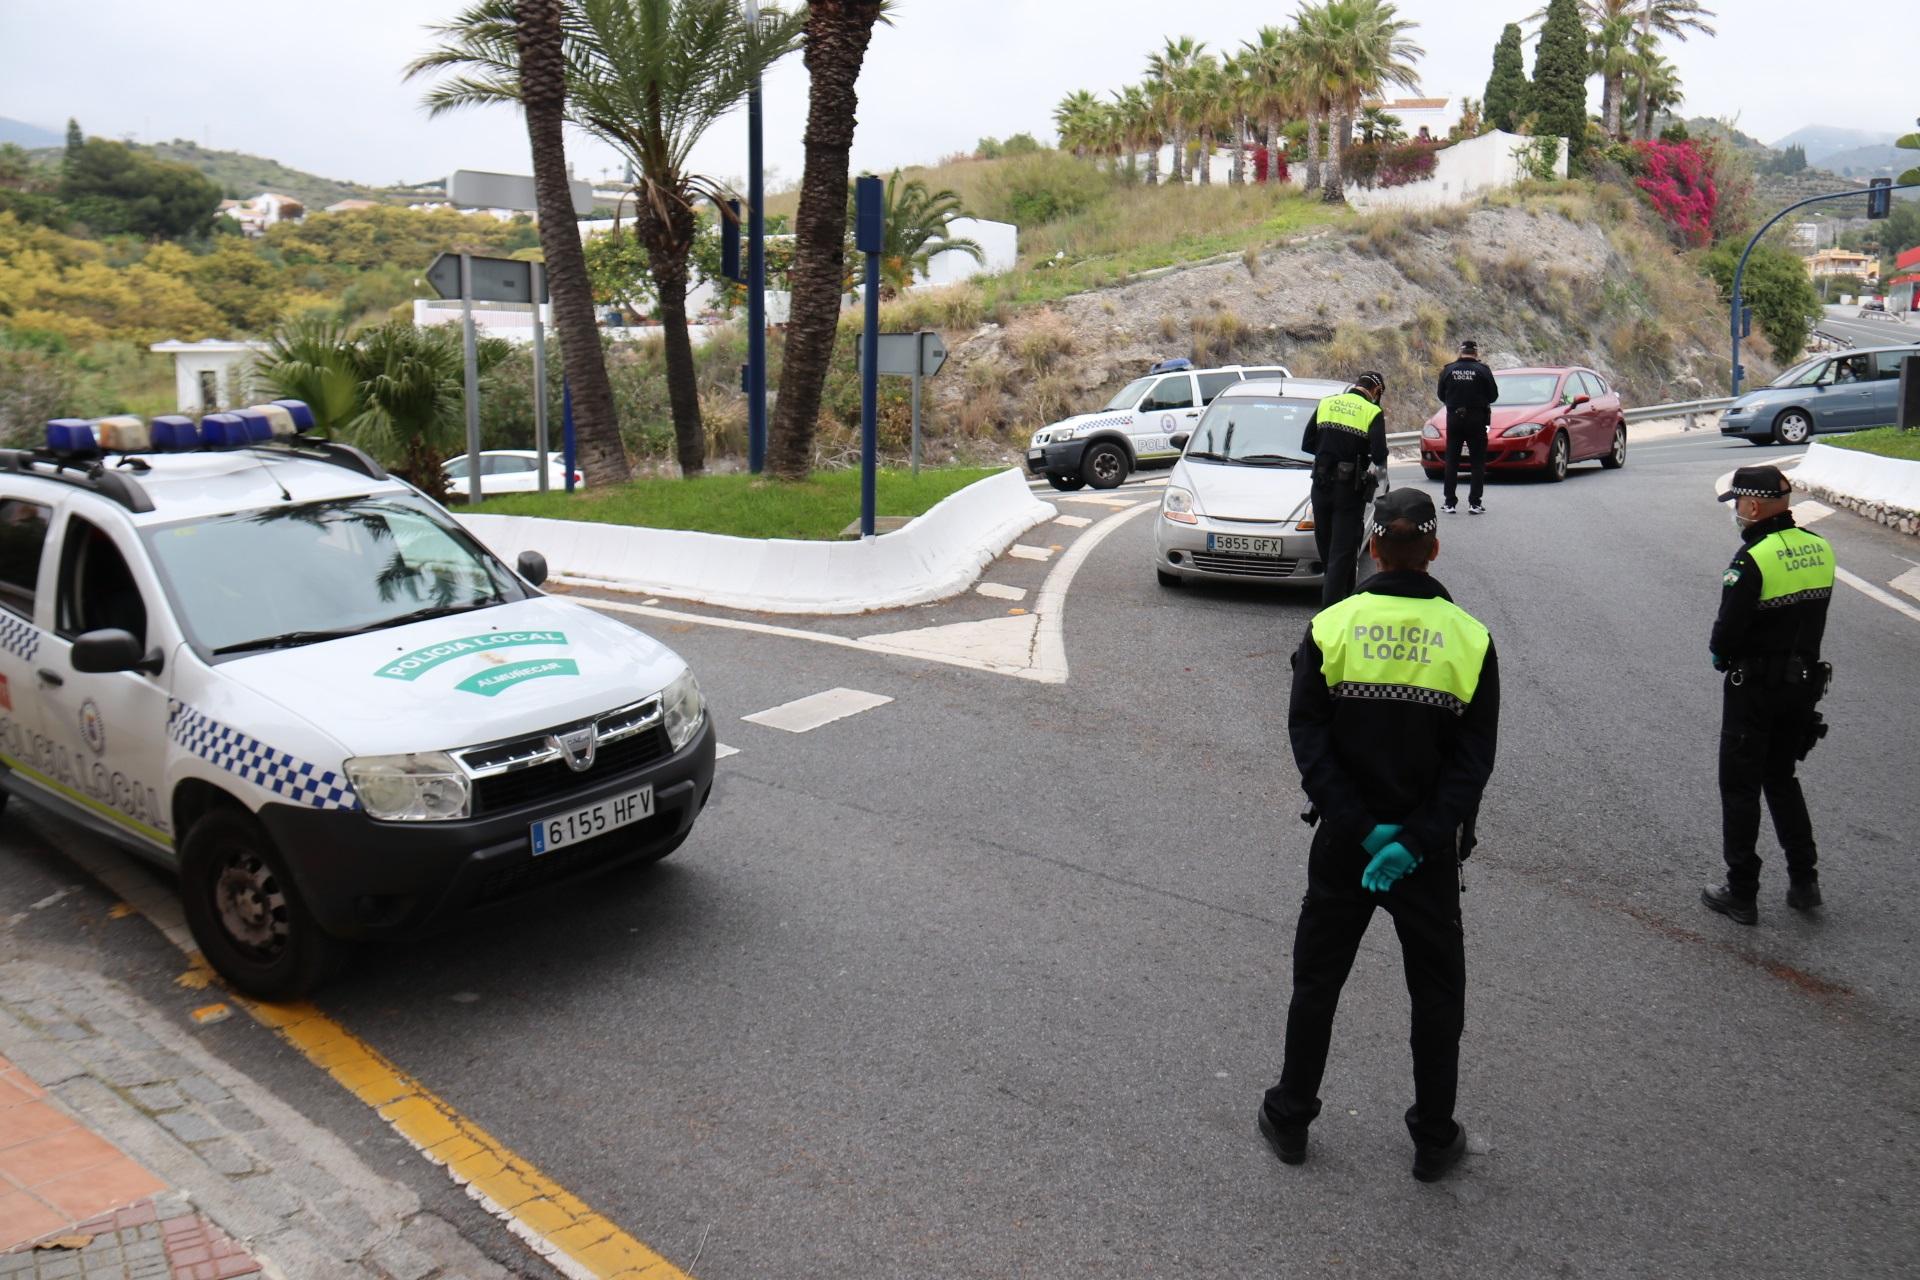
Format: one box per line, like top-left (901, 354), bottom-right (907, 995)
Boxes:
top-left (24, 136), bottom-right (405, 209)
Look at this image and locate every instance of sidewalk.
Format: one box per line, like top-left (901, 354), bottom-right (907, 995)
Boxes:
top-left (0, 960), bottom-right (517, 1280)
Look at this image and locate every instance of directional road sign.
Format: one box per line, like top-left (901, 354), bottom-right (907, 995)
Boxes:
top-left (426, 253), bottom-right (549, 305)
top-left (858, 331), bottom-right (947, 377)
top-left (448, 169), bottom-right (594, 216)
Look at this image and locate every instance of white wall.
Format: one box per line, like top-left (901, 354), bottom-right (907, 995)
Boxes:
top-left (1343, 130), bottom-right (1568, 213)
top-left (409, 299), bottom-right (750, 347)
top-left (920, 217), bottom-right (1017, 287)
top-left (150, 343), bottom-right (267, 412)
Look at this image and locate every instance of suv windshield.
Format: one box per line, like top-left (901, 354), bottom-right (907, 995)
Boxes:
top-left (1493, 373), bottom-right (1561, 405)
top-left (144, 495), bottom-right (527, 658)
top-left (1184, 397), bottom-right (1316, 466)
top-left (1102, 377), bottom-right (1154, 411)
top-left (1771, 356), bottom-right (1828, 387)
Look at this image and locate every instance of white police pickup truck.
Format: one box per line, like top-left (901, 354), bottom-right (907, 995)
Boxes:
top-left (1025, 358), bottom-right (1292, 491)
top-left (0, 405), bottom-right (713, 998)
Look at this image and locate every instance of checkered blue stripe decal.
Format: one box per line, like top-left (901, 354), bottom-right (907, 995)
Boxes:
top-left (167, 702), bottom-right (359, 811)
top-left (1331, 681), bottom-right (1468, 717)
top-left (1758, 587), bottom-right (1832, 611)
top-left (0, 611), bottom-right (39, 662)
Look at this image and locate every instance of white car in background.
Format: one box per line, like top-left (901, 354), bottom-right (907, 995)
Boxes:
top-left (1153, 378), bottom-right (1362, 588)
top-left (443, 450), bottom-right (583, 497)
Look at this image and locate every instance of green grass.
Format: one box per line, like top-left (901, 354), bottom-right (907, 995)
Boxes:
top-left (1823, 427), bottom-right (1920, 462)
top-left (472, 466), bottom-right (1006, 540)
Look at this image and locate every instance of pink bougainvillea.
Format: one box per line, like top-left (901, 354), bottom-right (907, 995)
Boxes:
top-left (1632, 139), bottom-right (1718, 248)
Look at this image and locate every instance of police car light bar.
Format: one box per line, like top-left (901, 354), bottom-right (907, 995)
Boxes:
top-left (45, 419), bottom-right (99, 457)
top-left (269, 400), bottom-right (316, 432)
top-left (42, 400), bottom-right (317, 457)
top-left (149, 415), bottom-right (201, 451)
top-left (200, 413), bottom-right (251, 449)
top-left (96, 415), bottom-right (150, 453)
top-left (1149, 357), bottom-right (1194, 374)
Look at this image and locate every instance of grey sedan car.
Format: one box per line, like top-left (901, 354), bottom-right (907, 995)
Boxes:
top-left (1153, 378), bottom-right (1362, 588)
top-left (1720, 344), bottom-right (1920, 444)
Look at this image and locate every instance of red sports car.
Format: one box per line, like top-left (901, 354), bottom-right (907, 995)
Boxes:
top-left (1420, 365), bottom-right (1628, 483)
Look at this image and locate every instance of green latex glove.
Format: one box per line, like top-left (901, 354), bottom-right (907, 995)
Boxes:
top-left (1362, 823), bottom-right (1404, 857)
top-left (1361, 841), bottom-right (1419, 893)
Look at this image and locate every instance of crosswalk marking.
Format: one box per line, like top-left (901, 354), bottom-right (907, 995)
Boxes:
top-left (976, 582), bottom-right (1027, 601)
top-left (1892, 567), bottom-right (1920, 603)
top-left (1794, 500), bottom-right (1834, 525)
top-left (1008, 544), bottom-right (1055, 562)
top-left (715, 743), bottom-right (740, 759)
top-left (742, 688), bottom-right (893, 733)
top-left (1052, 513), bottom-right (1093, 528)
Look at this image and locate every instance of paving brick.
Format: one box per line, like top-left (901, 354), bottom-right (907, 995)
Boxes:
top-left (365, 1233), bottom-right (438, 1280)
top-left (157, 1110), bottom-right (220, 1143)
top-left (195, 1138), bottom-right (255, 1178)
top-left (177, 1077), bottom-right (228, 1107)
top-left (228, 1173), bottom-right (302, 1220)
top-left (127, 1084), bottom-right (186, 1114)
top-left (205, 1103), bottom-right (264, 1137)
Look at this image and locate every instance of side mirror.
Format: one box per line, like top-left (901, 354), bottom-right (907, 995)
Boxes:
top-left (516, 550), bottom-right (549, 587)
top-left (71, 629), bottom-right (162, 676)
top-left (1569, 394), bottom-right (1591, 407)
top-left (1170, 433), bottom-right (1191, 450)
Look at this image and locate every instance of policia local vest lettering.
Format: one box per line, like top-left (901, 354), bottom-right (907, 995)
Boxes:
top-left (1312, 592), bottom-right (1492, 716)
top-left (1316, 391), bottom-right (1382, 439)
top-left (1750, 527), bottom-right (1835, 609)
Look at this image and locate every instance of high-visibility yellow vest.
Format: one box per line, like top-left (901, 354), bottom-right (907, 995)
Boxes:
top-left (1312, 590), bottom-right (1492, 715)
top-left (1316, 392), bottom-right (1382, 438)
top-left (1749, 527), bottom-right (1836, 608)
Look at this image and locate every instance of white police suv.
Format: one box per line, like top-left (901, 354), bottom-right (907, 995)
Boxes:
top-left (0, 404), bottom-right (713, 998)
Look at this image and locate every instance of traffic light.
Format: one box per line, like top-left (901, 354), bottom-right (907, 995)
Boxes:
top-left (1868, 177), bottom-right (1892, 220)
top-left (721, 198), bottom-right (742, 283)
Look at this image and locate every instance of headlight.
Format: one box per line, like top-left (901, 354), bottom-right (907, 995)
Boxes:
top-left (662, 667), bottom-right (705, 751)
top-left (1502, 421), bottom-right (1545, 438)
top-left (1162, 485), bottom-right (1200, 524)
top-left (1422, 422), bottom-right (1442, 440)
top-left (344, 751), bottom-right (471, 822)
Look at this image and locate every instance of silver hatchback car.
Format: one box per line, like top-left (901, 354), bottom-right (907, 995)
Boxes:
top-left (1153, 378), bottom-right (1364, 588)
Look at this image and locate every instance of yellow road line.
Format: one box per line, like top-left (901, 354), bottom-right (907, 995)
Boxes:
top-left (239, 995), bottom-right (691, 1280)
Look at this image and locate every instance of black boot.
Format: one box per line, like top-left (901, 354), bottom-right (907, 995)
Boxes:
top-left (1786, 880), bottom-right (1823, 911)
top-left (1257, 1107), bottom-right (1307, 1166)
top-left (1702, 883), bottom-right (1757, 926)
top-left (1412, 1125), bottom-right (1467, 1182)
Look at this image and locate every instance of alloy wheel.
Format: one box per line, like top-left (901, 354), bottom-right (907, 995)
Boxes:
top-left (213, 851), bottom-right (290, 961)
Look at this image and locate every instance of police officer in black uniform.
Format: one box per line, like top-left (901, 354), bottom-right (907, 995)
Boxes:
top-left (1702, 465), bottom-right (1835, 926)
top-left (1302, 371), bottom-right (1389, 606)
top-left (1259, 487), bottom-right (1500, 1183)
top-left (1436, 340), bottom-right (1499, 515)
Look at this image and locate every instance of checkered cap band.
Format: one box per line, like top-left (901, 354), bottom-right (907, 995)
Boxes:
top-left (1371, 515), bottom-right (1438, 537)
top-left (167, 702), bottom-right (359, 811)
top-left (1330, 680), bottom-right (1467, 716)
top-left (0, 611), bottom-right (39, 662)
top-left (1729, 485), bottom-right (1784, 497)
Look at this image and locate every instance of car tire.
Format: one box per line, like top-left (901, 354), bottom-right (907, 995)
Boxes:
top-left (1045, 473), bottom-right (1086, 492)
top-left (1599, 424), bottom-right (1626, 469)
top-left (1082, 442), bottom-right (1130, 490)
top-left (179, 808), bottom-right (342, 1001)
top-left (1423, 467), bottom-right (1444, 482)
top-left (1772, 410), bottom-right (1813, 446)
top-left (1156, 567), bottom-right (1183, 588)
top-left (1542, 431), bottom-right (1569, 482)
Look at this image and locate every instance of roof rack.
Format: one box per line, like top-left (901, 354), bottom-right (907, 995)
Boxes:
top-left (245, 438), bottom-right (388, 481)
top-left (0, 450), bottom-right (156, 513)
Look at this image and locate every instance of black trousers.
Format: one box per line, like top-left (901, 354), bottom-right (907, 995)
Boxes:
top-left (1443, 420), bottom-right (1487, 506)
top-left (1309, 475), bottom-right (1367, 607)
top-left (1265, 824), bottom-right (1465, 1150)
top-left (1719, 680), bottom-right (1819, 892)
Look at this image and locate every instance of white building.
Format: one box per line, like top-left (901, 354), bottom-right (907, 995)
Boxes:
top-left (217, 192), bottom-right (305, 236)
top-left (1339, 130), bottom-right (1569, 213)
top-left (149, 339), bottom-right (269, 412)
top-left (1360, 96), bottom-right (1462, 142)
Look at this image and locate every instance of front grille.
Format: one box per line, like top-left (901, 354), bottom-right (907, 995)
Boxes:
top-left (471, 810), bottom-right (678, 904)
top-left (472, 725), bottom-right (670, 814)
top-left (1190, 552), bottom-right (1300, 578)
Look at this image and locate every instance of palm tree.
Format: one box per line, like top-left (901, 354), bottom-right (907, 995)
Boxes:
top-left (1115, 84), bottom-right (1162, 184)
top-left (1181, 54), bottom-right (1225, 186)
top-left (1356, 106), bottom-right (1404, 144)
top-left (856, 171), bottom-right (984, 297)
top-left (1145, 36), bottom-right (1205, 184)
top-left (1054, 90), bottom-right (1102, 158)
top-left (765, 0), bottom-right (892, 481)
top-left (1221, 51), bottom-right (1253, 186)
top-left (410, 0), bottom-right (802, 478)
top-left (1624, 35), bottom-right (1684, 140)
top-left (257, 316), bottom-right (361, 435)
top-left (1241, 25), bottom-right (1301, 186)
top-left (1304, 0), bottom-right (1424, 205)
top-left (1589, 9), bottom-right (1637, 138)
top-left (1530, 1), bottom-right (1715, 140)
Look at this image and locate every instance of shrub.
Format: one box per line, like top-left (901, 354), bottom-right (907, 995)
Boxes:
top-left (1630, 139), bottom-right (1718, 249)
top-left (977, 152), bottom-right (1113, 227)
top-left (1012, 310), bottom-right (1075, 374)
top-left (1342, 141), bottom-right (1441, 190)
top-left (1702, 239), bottom-right (1822, 363)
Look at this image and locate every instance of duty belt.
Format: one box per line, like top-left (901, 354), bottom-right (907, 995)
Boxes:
top-left (1728, 653), bottom-right (1828, 694)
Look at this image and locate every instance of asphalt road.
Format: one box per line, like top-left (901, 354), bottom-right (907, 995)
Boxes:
top-left (7, 428), bottom-right (1919, 1278)
top-left (1815, 305), bottom-right (1915, 352)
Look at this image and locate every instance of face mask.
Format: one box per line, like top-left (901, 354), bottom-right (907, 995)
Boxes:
top-left (1732, 507), bottom-right (1755, 530)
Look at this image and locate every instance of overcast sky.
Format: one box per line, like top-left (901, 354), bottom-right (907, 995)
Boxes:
top-left (2, 0), bottom-right (1912, 194)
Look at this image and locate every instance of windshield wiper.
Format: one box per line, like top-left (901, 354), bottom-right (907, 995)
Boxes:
top-left (1185, 450), bottom-right (1233, 462)
top-left (1238, 453), bottom-right (1312, 467)
top-left (210, 599), bottom-right (502, 656)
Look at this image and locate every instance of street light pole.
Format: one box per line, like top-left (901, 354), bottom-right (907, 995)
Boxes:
top-left (745, 0), bottom-right (768, 474)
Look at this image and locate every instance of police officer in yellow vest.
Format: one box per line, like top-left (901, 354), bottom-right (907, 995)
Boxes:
top-left (1702, 465), bottom-right (1835, 926)
top-left (1259, 487), bottom-right (1499, 1183)
top-left (1302, 372), bottom-right (1390, 606)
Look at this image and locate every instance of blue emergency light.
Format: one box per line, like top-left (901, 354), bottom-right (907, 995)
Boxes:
top-left (149, 416), bottom-right (201, 451)
top-left (45, 419), bottom-right (99, 456)
top-left (41, 400), bottom-right (316, 457)
top-left (200, 413), bottom-right (250, 449)
top-left (231, 410), bottom-right (275, 443)
top-left (271, 400), bottom-right (316, 432)
top-left (1149, 357), bottom-right (1193, 374)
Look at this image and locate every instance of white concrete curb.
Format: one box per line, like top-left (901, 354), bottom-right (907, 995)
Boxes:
top-left (457, 467), bottom-right (1056, 614)
top-left (1790, 441), bottom-right (1920, 536)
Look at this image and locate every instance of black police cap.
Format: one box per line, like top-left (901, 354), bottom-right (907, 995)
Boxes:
top-left (1717, 465), bottom-right (1792, 502)
top-left (1370, 486), bottom-right (1438, 537)
top-left (1459, 340), bottom-right (1479, 356)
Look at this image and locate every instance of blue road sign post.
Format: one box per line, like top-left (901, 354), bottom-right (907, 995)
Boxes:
top-left (745, 0), bottom-right (769, 475)
top-left (1731, 183), bottom-right (1920, 396)
top-left (562, 379), bottom-right (577, 494)
top-left (855, 175), bottom-right (883, 539)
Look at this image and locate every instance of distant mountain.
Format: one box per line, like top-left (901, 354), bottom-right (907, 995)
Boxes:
top-left (0, 116), bottom-right (63, 148)
top-left (26, 137), bottom-right (400, 210)
top-left (1685, 117), bottom-right (1769, 154)
top-left (1768, 124), bottom-right (1900, 168)
top-left (1812, 144), bottom-right (1905, 178)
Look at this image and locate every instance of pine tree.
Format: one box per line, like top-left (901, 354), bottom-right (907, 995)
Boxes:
top-left (1483, 24), bottom-right (1528, 133)
top-left (1531, 0), bottom-right (1590, 168)
top-left (63, 118), bottom-right (82, 168)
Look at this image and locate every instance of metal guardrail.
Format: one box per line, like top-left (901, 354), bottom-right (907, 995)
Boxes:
top-left (1624, 396), bottom-right (1736, 431)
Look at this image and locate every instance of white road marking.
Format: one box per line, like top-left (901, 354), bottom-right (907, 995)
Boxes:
top-left (1033, 501), bottom-right (1159, 681)
top-left (975, 582), bottom-right (1028, 601)
top-left (1057, 494), bottom-right (1144, 508)
top-left (1890, 567), bottom-right (1920, 604)
top-left (742, 687), bottom-right (893, 733)
top-left (1007, 544), bottom-right (1055, 562)
top-left (1838, 567), bottom-right (1920, 626)
top-left (1793, 500), bottom-right (1834, 524)
top-left (1052, 514), bottom-right (1093, 529)
top-left (859, 613), bottom-right (1040, 670)
top-left (715, 743), bottom-right (740, 759)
